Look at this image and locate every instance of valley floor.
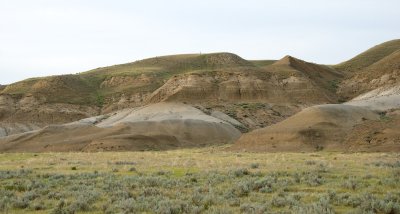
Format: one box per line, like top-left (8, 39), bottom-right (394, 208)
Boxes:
top-left (0, 147), bottom-right (399, 213)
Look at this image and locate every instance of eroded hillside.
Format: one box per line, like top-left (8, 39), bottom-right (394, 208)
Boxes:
top-left (0, 52), bottom-right (344, 135)
top-left (1, 39), bottom-right (400, 152)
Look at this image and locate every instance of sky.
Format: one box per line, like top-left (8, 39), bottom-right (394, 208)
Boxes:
top-left (0, 0), bottom-right (399, 85)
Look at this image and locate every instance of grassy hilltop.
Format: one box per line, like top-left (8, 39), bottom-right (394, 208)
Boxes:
top-left (1, 53), bottom-right (255, 106)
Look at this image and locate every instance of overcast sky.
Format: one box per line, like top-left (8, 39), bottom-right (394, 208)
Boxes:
top-left (1, 0), bottom-right (399, 84)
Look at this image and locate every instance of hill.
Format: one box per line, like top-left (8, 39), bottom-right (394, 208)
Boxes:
top-left (0, 52), bottom-right (343, 133)
top-left (338, 50), bottom-right (400, 98)
top-left (1, 39), bottom-right (400, 152)
top-left (2, 53), bottom-right (253, 106)
top-left (334, 39), bottom-right (400, 73)
top-left (232, 84), bottom-right (400, 153)
top-left (230, 104), bottom-right (400, 152)
top-left (266, 55), bottom-right (343, 98)
top-left (148, 55), bottom-right (342, 104)
top-left (0, 102), bottom-right (241, 152)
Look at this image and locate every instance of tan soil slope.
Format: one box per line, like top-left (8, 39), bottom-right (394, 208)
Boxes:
top-left (0, 94), bottom-right (99, 129)
top-left (148, 55), bottom-right (342, 105)
top-left (231, 104), bottom-right (388, 152)
top-left (338, 50), bottom-right (400, 99)
top-left (344, 111), bottom-right (400, 152)
top-left (0, 122), bottom-right (41, 138)
top-left (340, 86), bottom-right (400, 151)
top-left (266, 56), bottom-right (343, 101)
top-left (0, 103), bottom-right (241, 152)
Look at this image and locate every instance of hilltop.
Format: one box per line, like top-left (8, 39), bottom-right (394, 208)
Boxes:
top-left (2, 53), bottom-right (253, 106)
top-left (334, 39), bottom-right (400, 73)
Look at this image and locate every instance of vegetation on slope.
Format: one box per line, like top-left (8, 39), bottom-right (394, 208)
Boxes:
top-left (338, 49), bottom-right (400, 98)
top-left (249, 60), bottom-right (277, 67)
top-left (266, 55), bottom-right (343, 96)
top-left (334, 39), bottom-right (400, 73)
top-left (0, 84), bottom-right (5, 93)
top-left (0, 53), bottom-right (254, 106)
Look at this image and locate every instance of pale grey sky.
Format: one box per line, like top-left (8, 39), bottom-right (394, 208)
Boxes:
top-left (0, 0), bottom-right (399, 84)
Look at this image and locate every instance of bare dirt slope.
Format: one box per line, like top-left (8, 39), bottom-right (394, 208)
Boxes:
top-left (230, 104), bottom-right (399, 152)
top-left (344, 111), bottom-right (400, 152)
top-left (148, 55), bottom-right (342, 105)
top-left (232, 83), bottom-right (400, 153)
top-left (338, 50), bottom-right (400, 99)
top-left (0, 102), bottom-right (241, 152)
top-left (265, 55), bottom-right (343, 101)
top-left (0, 52), bottom-right (343, 135)
top-left (346, 85), bottom-right (400, 111)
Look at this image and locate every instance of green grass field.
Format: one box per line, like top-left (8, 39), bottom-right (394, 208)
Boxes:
top-left (0, 148), bottom-right (399, 214)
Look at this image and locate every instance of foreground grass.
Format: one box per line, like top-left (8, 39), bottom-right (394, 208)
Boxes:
top-left (0, 147), bottom-right (399, 213)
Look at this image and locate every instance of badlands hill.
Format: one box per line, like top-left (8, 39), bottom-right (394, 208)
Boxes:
top-left (233, 88), bottom-right (400, 152)
top-left (233, 39), bottom-right (400, 152)
top-left (1, 39), bottom-right (400, 152)
top-left (0, 103), bottom-right (241, 152)
top-left (0, 52), bottom-right (342, 135)
top-left (338, 49), bottom-right (400, 99)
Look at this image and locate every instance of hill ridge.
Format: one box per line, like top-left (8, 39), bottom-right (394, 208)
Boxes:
top-left (335, 39), bottom-right (400, 73)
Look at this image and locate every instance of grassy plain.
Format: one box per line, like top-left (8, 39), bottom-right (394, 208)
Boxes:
top-left (0, 147), bottom-right (399, 213)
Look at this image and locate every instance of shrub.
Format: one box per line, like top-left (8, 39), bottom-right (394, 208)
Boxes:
top-left (357, 193), bottom-right (400, 214)
top-left (30, 201), bottom-right (46, 211)
top-left (155, 170), bottom-right (170, 176)
top-left (250, 163), bottom-right (260, 169)
top-left (342, 177), bottom-right (358, 190)
top-left (306, 160), bottom-right (317, 165)
top-left (154, 199), bottom-right (189, 214)
top-left (23, 191), bottom-right (39, 201)
top-left (113, 161), bottom-right (137, 166)
top-left (67, 197), bottom-right (92, 212)
top-left (294, 198), bottom-right (334, 214)
top-left (230, 168), bottom-right (250, 177)
top-left (204, 194), bottom-right (222, 210)
top-left (0, 196), bottom-right (11, 213)
top-left (12, 197), bottom-right (30, 209)
top-left (50, 199), bottom-right (67, 214)
top-left (231, 181), bottom-right (252, 197)
top-left (271, 196), bottom-right (287, 208)
top-left (240, 203), bottom-right (268, 214)
top-left (253, 177), bottom-right (275, 192)
top-left (116, 198), bottom-right (137, 214)
top-left (304, 172), bottom-right (324, 186)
